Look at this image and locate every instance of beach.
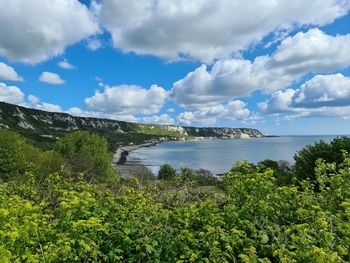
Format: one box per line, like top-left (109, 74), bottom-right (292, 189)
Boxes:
top-left (112, 142), bottom-right (157, 178)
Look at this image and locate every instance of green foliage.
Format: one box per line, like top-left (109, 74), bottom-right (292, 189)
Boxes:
top-left (258, 159), bottom-right (294, 186)
top-left (179, 167), bottom-right (221, 186)
top-left (54, 131), bottom-right (116, 182)
top-left (133, 123), bottom-right (187, 138)
top-left (1, 156), bottom-right (349, 262)
top-left (158, 164), bottom-right (177, 180)
top-left (1, 131), bottom-right (350, 262)
top-left (294, 136), bottom-right (350, 183)
top-left (0, 129), bottom-right (29, 180)
top-left (0, 130), bottom-right (63, 182)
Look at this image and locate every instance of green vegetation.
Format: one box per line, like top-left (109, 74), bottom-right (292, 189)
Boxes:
top-left (0, 131), bottom-right (349, 262)
top-left (0, 101), bottom-right (263, 152)
top-left (134, 123), bottom-right (187, 138)
top-left (158, 164), bottom-right (177, 180)
top-left (294, 136), bottom-right (350, 183)
top-left (54, 131), bottom-right (116, 183)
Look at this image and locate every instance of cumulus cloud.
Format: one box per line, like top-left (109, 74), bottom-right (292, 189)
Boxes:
top-left (85, 84), bottom-right (168, 115)
top-left (0, 0), bottom-right (99, 64)
top-left (0, 83), bottom-right (24, 104)
top-left (0, 62), bottom-right (23, 81)
top-left (258, 89), bottom-right (296, 113)
top-left (39, 72), bottom-right (65, 85)
top-left (172, 29), bottom-right (350, 108)
top-left (260, 74), bottom-right (350, 120)
top-left (271, 28), bottom-right (350, 74)
top-left (294, 74), bottom-right (350, 108)
top-left (27, 95), bottom-right (40, 105)
top-left (87, 39), bottom-right (102, 50)
top-left (58, 59), bottom-right (76, 70)
top-left (97, 0), bottom-right (349, 62)
top-left (67, 107), bottom-right (138, 122)
top-left (36, 102), bottom-right (63, 113)
top-left (142, 114), bottom-right (175, 125)
top-left (0, 83), bottom-right (63, 113)
top-left (177, 100), bottom-right (250, 126)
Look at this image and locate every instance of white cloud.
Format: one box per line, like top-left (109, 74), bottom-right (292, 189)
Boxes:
top-left (0, 83), bottom-right (24, 104)
top-left (98, 0), bottom-right (349, 63)
top-left (36, 102), bottom-right (63, 113)
top-left (67, 107), bottom-right (138, 122)
top-left (172, 29), bottom-right (350, 108)
top-left (87, 39), bottom-right (102, 50)
top-left (58, 59), bottom-right (76, 70)
top-left (39, 72), bottom-right (65, 85)
top-left (167, 108), bottom-right (175, 113)
top-left (260, 74), bottom-right (350, 120)
top-left (0, 0), bottom-right (99, 64)
top-left (272, 28), bottom-right (350, 74)
top-left (294, 74), bottom-right (350, 108)
top-left (27, 95), bottom-right (40, 105)
top-left (85, 84), bottom-right (168, 115)
top-left (142, 114), bottom-right (175, 125)
top-left (177, 100), bottom-right (250, 126)
top-left (0, 62), bottom-right (23, 81)
top-left (258, 89), bottom-right (296, 113)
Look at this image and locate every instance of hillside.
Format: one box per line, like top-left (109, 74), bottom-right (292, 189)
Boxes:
top-left (0, 101), bottom-right (264, 151)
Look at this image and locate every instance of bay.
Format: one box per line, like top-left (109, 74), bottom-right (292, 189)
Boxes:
top-left (129, 135), bottom-right (339, 174)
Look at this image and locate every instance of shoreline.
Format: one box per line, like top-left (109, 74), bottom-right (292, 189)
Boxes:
top-left (113, 142), bottom-right (159, 165)
top-left (112, 142), bottom-right (159, 178)
top-left (112, 135), bottom-right (268, 178)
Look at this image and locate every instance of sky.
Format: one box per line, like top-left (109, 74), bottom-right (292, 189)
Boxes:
top-left (0, 0), bottom-right (350, 135)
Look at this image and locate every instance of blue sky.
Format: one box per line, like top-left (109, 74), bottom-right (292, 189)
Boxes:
top-left (0, 0), bottom-right (350, 135)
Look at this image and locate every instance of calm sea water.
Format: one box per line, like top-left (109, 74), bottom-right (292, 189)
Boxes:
top-left (129, 135), bottom-right (339, 174)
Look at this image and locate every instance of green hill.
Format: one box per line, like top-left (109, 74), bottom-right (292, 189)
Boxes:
top-left (0, 101), bottom-right (264, 151)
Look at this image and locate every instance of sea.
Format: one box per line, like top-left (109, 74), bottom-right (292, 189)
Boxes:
top-left (129, 135), bottom-right (341, 175)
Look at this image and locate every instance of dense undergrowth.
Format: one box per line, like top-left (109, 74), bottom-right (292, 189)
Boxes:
top-left (0, 129), bottom-right (349, 262)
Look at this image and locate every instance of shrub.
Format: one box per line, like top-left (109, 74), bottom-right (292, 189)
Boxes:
top-left (258, 159), bottom-right (294, 186)
top-left (294, 136), bottom-right (350, 183)
top-left (0, 130), bottom-right (27, 180)
top-left (54, 131), bottom-right (116, 182)
top-left (179, 167), bottom-right (196, 182)
top-left (193, 169), bottom-right (221, 186)
top-left (0, 130), bottom-right (65, 182)
top-left (158, 164), bottom-right (176, 180)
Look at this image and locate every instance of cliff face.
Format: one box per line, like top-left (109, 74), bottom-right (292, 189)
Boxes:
top-left (0, 102), bottom-right (264, 149)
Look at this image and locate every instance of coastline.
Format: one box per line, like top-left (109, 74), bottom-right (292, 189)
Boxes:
top-left (112, 135), bottom-right (267, 178)
top-left (112, 142), bottom-right (159, 178)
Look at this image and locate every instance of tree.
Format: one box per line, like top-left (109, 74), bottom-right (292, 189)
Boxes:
top-left (0, 129), bottom-right (27, 180)
top-left (54, 131), bottom-right (116, 182)
top-left (158, 164), bottom-right (176, 180)
top-left (258, 159), bottom-right (294, 186)
top-left (294, 136), bottom-right (350, 183)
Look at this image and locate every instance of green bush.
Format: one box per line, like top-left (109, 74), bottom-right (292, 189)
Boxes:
top-left (0, 129), bottom-right (28, 180)
top-left (294, 136), bottom-right (350, 183)
top-left (1, 156), bottom-right (349, 262)
top-left (0, 130), bottom-right (65, 182)
top-left (54, 131), bottom-right (116, 182)
top-left (1, 131), bottom-right (350, 261)
top-left (258, 159), bottom-right (294, 185)
top-left (158, 164), bottom-right (176, 180)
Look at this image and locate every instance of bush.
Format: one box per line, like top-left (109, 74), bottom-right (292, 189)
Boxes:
top-left (258, 159), bottom-right (294, 186)
top-left (0, 130), bottom-right (28, 180)
top-left (54, 131), bottom-right (116, 182)
top-left (158, 164), bottom-right (176, 180)
top-left (294, 136), bottom-right (350, 183)
top-left (179, 167), bottom-right (220, 186)
top-left (0, 130), bottom-right (65, 182)
top-left (1, 145), bottom-right (350, 261)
